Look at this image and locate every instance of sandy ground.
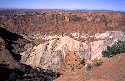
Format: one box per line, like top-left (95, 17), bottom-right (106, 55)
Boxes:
top-left (54, 53), bottom-right (125, 81)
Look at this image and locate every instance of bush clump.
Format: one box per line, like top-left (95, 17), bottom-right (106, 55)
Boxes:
top-left (92, 59), bottom-right (102, 67)
top-left (102, 40), bottom-right (125, 57)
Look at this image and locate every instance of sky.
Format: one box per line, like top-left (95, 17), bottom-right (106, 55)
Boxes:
top-left (0, 0), bottom-right (125, 11)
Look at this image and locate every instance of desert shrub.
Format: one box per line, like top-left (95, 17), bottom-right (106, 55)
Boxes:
top-left (102, 40), bottom-right (125, 57)
top-left (92, 59), bottom-right (102, 67)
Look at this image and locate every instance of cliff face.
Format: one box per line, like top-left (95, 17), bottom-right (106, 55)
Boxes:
top-left (0, 10), bottom-right (125, 71)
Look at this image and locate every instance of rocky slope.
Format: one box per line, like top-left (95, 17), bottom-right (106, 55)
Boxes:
top-left (0, 37), bottom-right (21, 69)
top-left (0, 26), bottom-right (60, 81)
top-left (0, 11), bottom-right (125, 35)
top-left (54, 53), bottom-right (125, 81)
top-left (0, 10), bottom-right (125, 80)
top-left (20, 31), bottom-right (125, 71)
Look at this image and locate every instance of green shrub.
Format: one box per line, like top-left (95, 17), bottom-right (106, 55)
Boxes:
top-left (102, 40), bottom-right (125, 57)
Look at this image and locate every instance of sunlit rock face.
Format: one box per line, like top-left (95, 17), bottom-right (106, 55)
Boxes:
top-left (20, 31), bottom-right (125, 71)
top-left (91, 31), bottom-right (125, 60)
top-left (20, 36), bottom-right (88, 71)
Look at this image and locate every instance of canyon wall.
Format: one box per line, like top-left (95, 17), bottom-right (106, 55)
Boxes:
top-left (0, 10), bottom-right (125, 71)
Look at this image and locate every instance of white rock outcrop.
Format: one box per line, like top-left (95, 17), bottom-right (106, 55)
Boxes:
top-left (20, 31), bottom-right (125, 71)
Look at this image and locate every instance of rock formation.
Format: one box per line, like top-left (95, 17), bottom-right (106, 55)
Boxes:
top-left (20, 31), bottom-right (125, 71)
top-left (0, 10), bottom-right (125, 72)
top-left (0, 11), bottom-right (125, 35)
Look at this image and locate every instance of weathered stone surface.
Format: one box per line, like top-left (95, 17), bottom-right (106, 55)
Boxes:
top-left (1, 10), bottom-right (125, 80)
top-left (20, 31), bottom-right (125, 71)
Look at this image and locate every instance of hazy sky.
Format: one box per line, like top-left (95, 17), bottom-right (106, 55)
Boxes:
top-left (0, 0), bottom-right (125, 11)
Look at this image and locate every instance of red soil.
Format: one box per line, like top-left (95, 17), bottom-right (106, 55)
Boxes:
top-left (55, 53), bottom-right (125, 81)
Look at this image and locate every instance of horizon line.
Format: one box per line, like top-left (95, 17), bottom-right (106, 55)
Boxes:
top-left (0, 8), bottom-right (125, 12)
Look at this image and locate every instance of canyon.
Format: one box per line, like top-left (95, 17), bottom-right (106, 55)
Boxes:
top-left (0, 10), bottom-right (125, 81)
